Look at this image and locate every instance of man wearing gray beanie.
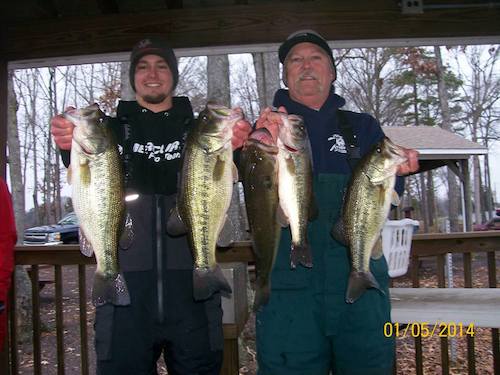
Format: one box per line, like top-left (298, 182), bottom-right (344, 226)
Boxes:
top-left (128, 37), bottom-right (179, 93)
top-left (50, 37), bottom-right (251, 375)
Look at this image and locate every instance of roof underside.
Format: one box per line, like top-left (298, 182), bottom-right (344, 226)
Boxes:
top-left (3, 0), bottom-right (500, 63)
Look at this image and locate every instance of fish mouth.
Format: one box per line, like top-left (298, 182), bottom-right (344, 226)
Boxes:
top-left (75, 136), bottom-right (107, 156)
top-left (284, 144), bottom-right (299, 152)
top-left (249, 128), bottom-right (273, 144)
top-left (64, 104), bottom-right (104, 124)
top-left (385, 137), bottom-right (407, 162)
top-left (80, 103), bottom-right (101, 117)
top-left (246, 128), bottom-right (279, 154)
top-left (278, 113), bottom-right (306, 152)
top-left (206, 103), bottom-right (243, 122)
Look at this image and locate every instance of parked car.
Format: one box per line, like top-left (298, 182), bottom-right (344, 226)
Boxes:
top-left (473, 216), bottom-right (500, 231)
top-left (23, 212), bottom-right (79, 245)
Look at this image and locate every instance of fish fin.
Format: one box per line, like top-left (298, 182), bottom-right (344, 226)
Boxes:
top-left (369, 176), bottom-right (384, 185)
top-left (345, 271), bottom-right (382, 304)
top-left (253, 283), bottom-right (271, 312)
top-left (80, 163), bottom-right (91, 186)
top-left (92, 272), bottom-right (131, 307)
top-left (79, 230), bottom-right (94, 257)
top-left (213, 155), bottom-right (227, 182)
top-left (119, 213), bottom-right (135, 250)
top-left (276, 205), bottom-right (289, 227)
top-left (232, 162), bottom-right (239, 183)
top-left (284, 153), bottom-right (296, 174)
top-left (371, 236), bottom-right (384, 260)
top-left (193, 265), bottom-right (232, 301)
top-left (391, 190), bottom-right (400, 206)
top-left (217, 214), bottom-right (235, 248)
top-left (331, 219), bottom-right (348, 246)
top-left (166, 206), bottom-right (188, 236)
top-left (290, 243), bottom-right (313, 269)
top-left (67, 165), bottom-right (72, 184)
top-left (309, 193), bottom-right (319, 221)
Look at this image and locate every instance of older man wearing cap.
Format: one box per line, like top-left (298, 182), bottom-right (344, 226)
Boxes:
top-left (51, 37), bottom-right (251, 375)
top-left (254, 30), bottom-right (419, 375)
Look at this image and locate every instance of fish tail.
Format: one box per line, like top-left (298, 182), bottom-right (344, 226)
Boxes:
top-left (193, 265), bottom-right (232, 301)
top-left (290, 243), bottom-right (313, 269)
top-left (345, 271), bottom-right (382, 304)
top-left (253, 282), bottom-right (271, 312)
top-left (92, 272), bottom-right (131, 307)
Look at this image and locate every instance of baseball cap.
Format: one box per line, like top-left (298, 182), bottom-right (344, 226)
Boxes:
top-left (278, 29), bottom-right (335, 69)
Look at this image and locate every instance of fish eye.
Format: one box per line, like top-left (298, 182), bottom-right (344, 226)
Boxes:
top-left (201, 114), bottom-right (209, 122)
top-left (376, 147), bottom-right (382, 153)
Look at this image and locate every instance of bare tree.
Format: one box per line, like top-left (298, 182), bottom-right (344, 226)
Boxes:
top-left (207, 55), bottom-right (230, 107)
top-left (7, 71), bottom-right (25, 236)
top-left (335, 48), bottom-right (408, 126)
top-left (435, 46), bottom-right (462, 231)
top-left (252, 52), bottom-right (280, 111)
top-left (8, 69), bottom-right (34, 343)
top-left (452, 45), bottom-right (500, 221)
top-left (120, 61), bottom-right (135, 101)
top-left (231, 55), bottom-right (260, 122)
top-left (177, 56), bottom-right (207, 114)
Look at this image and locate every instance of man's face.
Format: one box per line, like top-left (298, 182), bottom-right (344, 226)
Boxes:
top-left (134, 54), bottom-right (174, 105)
top-left (284, 43), bottom-right (335, 105)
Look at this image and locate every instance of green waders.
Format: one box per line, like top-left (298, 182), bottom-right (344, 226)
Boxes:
top-left (256, 174), bottom-right (395, 375)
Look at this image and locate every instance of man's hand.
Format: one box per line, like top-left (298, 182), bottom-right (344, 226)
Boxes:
top-left (50, 107), bottom-right (76, 150)
top-left (232, 119), bottom-right (252, 150)
top-left (397, 147), bottom-right (419, 175)
top-left (255, 106), bottom-right (287, 142)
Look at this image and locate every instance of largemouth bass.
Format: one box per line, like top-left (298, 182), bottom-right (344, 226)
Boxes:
top-left (66, 104), bottom-right (130, 307)
top-left (332, 136), bottom-right (407, 303)
top-left (241, 128), bottom-right (280, 311)
top-left (277, 113), bottom-right (315, 269)
top-left (167, 103), bottom-right (240, 301)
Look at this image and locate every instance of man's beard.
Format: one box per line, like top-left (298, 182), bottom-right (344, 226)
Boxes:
top-left (142, 93), bottom-right (168, 104)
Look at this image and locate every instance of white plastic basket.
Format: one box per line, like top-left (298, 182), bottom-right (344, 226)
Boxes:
top-left (381, 219), bottom-right (419, 278)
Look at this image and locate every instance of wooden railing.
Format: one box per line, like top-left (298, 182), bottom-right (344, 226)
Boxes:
top-left (2, 232), bottom-right (499, 374)
top-left (1, 243), bottom-right (252, 375)
top-left (4, 246), bottom-right (94, 375)
top-left (406, 231), bottom-right (500, 375)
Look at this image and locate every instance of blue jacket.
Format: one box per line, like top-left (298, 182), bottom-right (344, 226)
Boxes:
top-left (273, 88), bottom-right (404, 193)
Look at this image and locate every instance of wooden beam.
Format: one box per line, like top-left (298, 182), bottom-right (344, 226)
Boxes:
top-left (96, 0), bottom-right (120, 14)
top-left (165, 0), bottom-right (183, 9)
top-left (411, 231), bottom-right (500, 257)
top-left (5, 0), bottom-right (500, 61)
top-left (461, 159), bottom-right (473, 232)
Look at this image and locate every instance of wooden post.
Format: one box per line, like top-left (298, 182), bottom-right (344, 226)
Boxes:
top-left (0, 58), bottom-right (7, 179)
top-left (461, 159), bottom-right (473, 232)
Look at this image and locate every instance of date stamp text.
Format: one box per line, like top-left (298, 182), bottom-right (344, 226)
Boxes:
top-left (384, 322), bottom-right (475, 338)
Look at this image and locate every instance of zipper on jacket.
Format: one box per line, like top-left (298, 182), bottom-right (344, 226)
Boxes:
top-left (156, 195), bottom-right (164, 323)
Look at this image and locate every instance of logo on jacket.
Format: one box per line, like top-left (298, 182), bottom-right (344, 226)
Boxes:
top-left (328, 134), bottom-right (347, 153)
top-left (132, 140), bottom-right (182, 162)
